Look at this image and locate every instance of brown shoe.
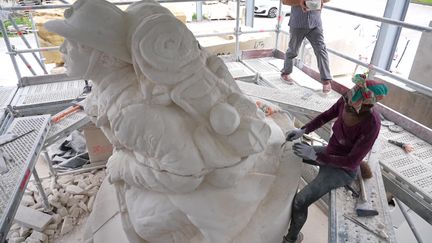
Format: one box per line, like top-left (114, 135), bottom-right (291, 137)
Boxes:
top-left (281, 74), bottom-right (294, 85)
top-left (322, 80), bottom-right (332, 93)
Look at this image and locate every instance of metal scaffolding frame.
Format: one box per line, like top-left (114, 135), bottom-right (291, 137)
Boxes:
top-left (0, 114), bottom-right (51, 243)
top-left (1, 0), bottom-right (432, 241)
top-left (2, 0), bottom-right (432, 96)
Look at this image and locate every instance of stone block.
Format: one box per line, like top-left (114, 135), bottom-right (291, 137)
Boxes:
top-left (65, 185), bottom-right (84, 195)
top-left (8, 237), bottom-right (25, 243)
top-left (48, 195), bottom-right (62, 208)
top-left (14, 206), bottom-right (53, 232)
top-left (29, 231), bottom-right (48, 242)
top-left (59, 193), bottom-right (69, 205)
top-left (23, 238), bottom-right (40, 243)
top-left (60, 217), bottom-right (74, 235)
top-left (46, 223), bottom-right (58, 230)
top-left (8, 231), bottom-right (20, 239)
top-left (57, 175), bottom-right (74, 185)
top-left (87, 196), bottom-right (95, 212)
top-left (21, 195), bottom-right (35, 207)
top-left (43, 229), bottom-right (55, 236)
top-left (52, 214), bottom-right (62, 225)
top-left (74, 194), bottom-right (85, 200)
top-left (78, 201), bottom-right (88, 213)
top-left (78, 181), bottom-right (89, 189)
top-left (66, 197), bottom-right (79, 207)
top-left (19, 226), bottom-right (30, 238)
top-left (70, 207), bottom-right (80, 218)
top-left (57, 207), bottom-right (68, 217)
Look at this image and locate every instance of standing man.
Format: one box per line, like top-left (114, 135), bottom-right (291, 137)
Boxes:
top-left (281, 0), bottom-right (332, 93)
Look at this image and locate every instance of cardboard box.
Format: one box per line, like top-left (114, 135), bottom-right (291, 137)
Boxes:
top-left (83, 123), bottom-right (113, 163)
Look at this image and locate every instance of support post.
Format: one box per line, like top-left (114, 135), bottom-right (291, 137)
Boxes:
top-left (369, 0), bottom-right (409, 78)
top-left (234, 0), bottom-right (241, 61)
top-left (29, 12), bottom-right (46, 71)
top-left (196, 1), bottom-right (203, 22)
top-left (0, 18), bottom-right (22, 81)
top-left (274, 0), bottom-right (284, 53)
top-left (395, 198), bottom-right (424, 243)
top-left (8, 15), bottom-right (48, 75)
top-left (32, 169), bottom-right (51, 212)
top-left (43, 150), bottom-right (57, 177)
top-left (15, 46), bottom-right (37, 75)
top-left (245, 0), bottom-right (254, 27)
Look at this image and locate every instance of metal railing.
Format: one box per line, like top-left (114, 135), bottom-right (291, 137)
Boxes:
top-left (322, 4), bottom-right (432, 98)
top-left (2, 0), bottom-right (432, 98)
top-left (324, 5), bottom-right (432, 33)
top-left (326, 48), bottom-right (432, 97)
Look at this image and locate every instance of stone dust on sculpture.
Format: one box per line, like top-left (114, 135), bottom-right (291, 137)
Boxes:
top-left (45, 0), bottom-right (302, 242)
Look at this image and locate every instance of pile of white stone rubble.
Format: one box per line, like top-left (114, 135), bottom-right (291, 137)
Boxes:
top-left (7, 169), bottom-right (106, 243)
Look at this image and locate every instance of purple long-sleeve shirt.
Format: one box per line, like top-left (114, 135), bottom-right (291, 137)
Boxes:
top-left (303, 97), bottom-right (381, 171)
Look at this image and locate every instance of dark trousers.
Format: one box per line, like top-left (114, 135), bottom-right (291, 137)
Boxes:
top-left (285, 146), bottom-right (356, 241)
top-left (282, 27), bottom-right (332, 82)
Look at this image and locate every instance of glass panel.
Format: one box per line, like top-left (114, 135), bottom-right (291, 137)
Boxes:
top-left (391, 1), bottom-right (432, 86)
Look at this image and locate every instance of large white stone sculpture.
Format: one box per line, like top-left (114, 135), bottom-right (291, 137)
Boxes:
top-left (45, 0), bottom-right (302, 242)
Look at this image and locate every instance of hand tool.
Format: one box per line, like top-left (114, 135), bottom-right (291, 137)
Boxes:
top-left (344, 214), bottom-right (388, 240)
top-left (388, 139), bottom-right (414, 153)
top-left (344, 184), bottom-right (360, 198)
top-left (303, 133), bottom-right (328, 145)
top-left (355, 168), bottom-right (379, 217)
top-left (0, 129), bottom-right (35, 147)
top-left (51, 104), bottom-right (83, 123)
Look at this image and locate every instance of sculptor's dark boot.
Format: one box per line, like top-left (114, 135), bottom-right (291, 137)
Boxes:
top-left (282, 232), bottom-right (303, 243)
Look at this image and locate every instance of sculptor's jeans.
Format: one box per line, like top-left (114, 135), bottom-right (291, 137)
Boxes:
top-left (282, 27), bottom-right (332, 82)
top-left (285, 146), bottom-right (356, 241)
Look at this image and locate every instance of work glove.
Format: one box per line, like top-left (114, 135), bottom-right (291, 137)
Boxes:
top-left (293, 143), bottom-right (317, 161)
top-left (285, 128), bottom-right (305, 141)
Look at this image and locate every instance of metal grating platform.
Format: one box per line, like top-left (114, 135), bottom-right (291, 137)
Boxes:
top-left (330, 143), bottom-right (397, 243)
top-left (45, 110), bottom-right (91, 147)
top-left (258, 72), bottom-right (292, 90)
top-left (0, 87), bottom-right (16, 126)
top-left (378, 126), bottom-right (432, 223)
top-left (19, 73), bottom-right (78, 87)
top-left (0, 115), bottom-right (50, 242)
top-left (237, 57), bottom-right (340, 115)
top-left (0, 87), bottom-right (16, 110)
top-left (237, 80), bottom-right (340, 116)
top-left (11, 80), bottom-right (86, 115)
top-left (225, 61), bottom-right (256, 80)
top-left (241, 58), bottom-right (280, 74)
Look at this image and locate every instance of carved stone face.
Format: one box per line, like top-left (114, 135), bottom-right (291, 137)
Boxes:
top-left (59, 39), bottom-right (91, 78)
